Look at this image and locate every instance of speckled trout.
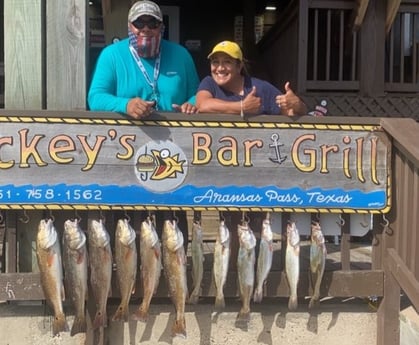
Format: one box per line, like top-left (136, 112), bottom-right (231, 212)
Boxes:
top-left (112, 218), bottom-right (137, 322)
top-left (88, 219), bottom-right (112, 329)
top-left (62, 219), bottom-right (88, 336)
top-left (132, 216), bottom-right (161, 322)
top-left (254, 216), bottom-right (273, 303)
top-left (189, 220), bottom-right (204, 304)
top-left (162, 219), bottom-right (188, 338)
top-left (237, 222), bottom-right (256, 322)
top-left (309, 221), bottom-right (327, 309)
top-left (213, 219), bottom-right (230, 309)
top-left (36, 218), bottom-right (67, 336)
top-left (286, 221), bottom-right (300, 311)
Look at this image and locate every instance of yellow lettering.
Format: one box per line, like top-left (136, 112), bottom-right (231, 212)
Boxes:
top-left (49, 135), bottom-right (75, 164)
top-left (0, 137), bottom-right (14, 169)
top-left (117, 135), bottom-right (135, 160)
top-left (243, 139), bottom-right (263, 167)
top-left (192, 133), bottom-right (212, 165)
top-left (217, 136), bottom-right (238, 166)
top-left (77, 135), bottom-right (107, 171)
top-left (292, 134), bottom-right (316, 172)
top-left (19, 129), bottom-right (47, 168)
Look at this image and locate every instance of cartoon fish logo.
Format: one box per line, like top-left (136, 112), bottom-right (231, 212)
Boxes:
top-left (150, 148), bottom-right (185, 180)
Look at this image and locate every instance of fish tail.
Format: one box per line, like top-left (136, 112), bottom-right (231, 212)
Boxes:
top-left (214, 294), bottom-right (225, 309)
top-left (236, 310), bottom-right (250, 323)
top-left (112, 304), bottom-right (129, 322)
top-left (52, 312), bottom-right (67, 336)
top-left (70, 315), bottom-right (87, 336)
top-left (131, 305), bottom-right (148, 322)
top-left (308, 296), bottom-right (320, 309)
top-left (188, 291), bottom-right (199, 305)
top-left (288, 295), bottom-right (298, 311)
top-left (93, 309), bottom-right (107, 329)
top-left (172, 317), bottom-right (187, 338)
top-left (253, 286), bottom-right (263, 303)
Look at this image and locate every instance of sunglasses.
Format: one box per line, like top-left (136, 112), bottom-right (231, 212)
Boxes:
top-left (132, 17), bottom-right (161, 30)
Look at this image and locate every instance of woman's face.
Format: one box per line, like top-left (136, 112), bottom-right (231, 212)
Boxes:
top-left (210, 52), bottom-right (242, 87)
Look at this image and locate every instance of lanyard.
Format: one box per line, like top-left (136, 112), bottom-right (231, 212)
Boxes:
top-left (129, 45), bottom-right (161, 109)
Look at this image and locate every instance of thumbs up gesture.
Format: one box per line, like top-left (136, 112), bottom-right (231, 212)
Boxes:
top-left (242, 86), bottom-right (262, 115)
top-left (276, 82), bottom-right (307, 116)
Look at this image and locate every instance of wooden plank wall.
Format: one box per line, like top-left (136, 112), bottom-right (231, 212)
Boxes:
top-left (4, 0), bottom-right (43, 108)
top-left (46, 0), bottom-right (87, 110)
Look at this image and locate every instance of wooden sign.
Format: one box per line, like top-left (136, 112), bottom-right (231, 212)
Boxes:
top-left (0, 114), bottom-right (391, 213)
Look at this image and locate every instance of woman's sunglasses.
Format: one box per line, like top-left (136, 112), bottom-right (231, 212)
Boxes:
top-left (132, 17), bottom-right (161, 30)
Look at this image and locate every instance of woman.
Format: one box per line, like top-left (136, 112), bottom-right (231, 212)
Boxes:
top-left (196, 40), bottom-right (307, 116)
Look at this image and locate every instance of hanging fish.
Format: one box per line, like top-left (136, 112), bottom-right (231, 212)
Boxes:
top-left (309, 221), bottom-right (327, 309)
top-left (254, 214), bottom-right (273, 303)
top-left (36, 218), bottom-right (67, 336)
top-left (236, 221), bottom-right (256, 322)
top-left (285, 220), bottom-right (300, 311)
top-left (132, 216), bottom-right (162, 322)
top-left (162, 219), bottom-right (188, 338)
top-left (62, 219), bottom-right (88, 336)
top-left (88, 219), bottom-right (112, 329)
top-left (213, 218), bottom-right (230, 309)
top-left (112, 218), bottom-right (137, 322)
top-left (189, 219), bottom-right (204, 304)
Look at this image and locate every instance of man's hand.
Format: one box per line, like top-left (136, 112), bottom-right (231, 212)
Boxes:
top-left (126, 98), bottom-right (156, 119)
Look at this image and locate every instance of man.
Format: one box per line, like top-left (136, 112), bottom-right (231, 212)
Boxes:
top-left (88, 0), bottom-right (200, 118)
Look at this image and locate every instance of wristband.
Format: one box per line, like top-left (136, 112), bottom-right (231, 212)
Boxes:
top-left (240, 99), bottom-right (244, 118)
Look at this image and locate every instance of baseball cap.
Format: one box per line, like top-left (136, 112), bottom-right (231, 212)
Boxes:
top-left (207, 41), bottom-right (243, 61)
top-left (128, 0), bottom-right (163, 23)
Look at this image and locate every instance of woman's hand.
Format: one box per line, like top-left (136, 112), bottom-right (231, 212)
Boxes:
top-left (172, 102), bottom-right (198, 114)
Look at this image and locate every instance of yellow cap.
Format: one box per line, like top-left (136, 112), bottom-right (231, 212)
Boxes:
top-left (207, 41), bottom-right (243, 61)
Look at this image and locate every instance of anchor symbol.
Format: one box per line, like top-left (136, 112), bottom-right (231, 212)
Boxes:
top-left (269, 133), bottom-right (287, 164)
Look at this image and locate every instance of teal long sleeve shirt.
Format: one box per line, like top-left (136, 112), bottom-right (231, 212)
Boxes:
top-left (88, 38), bottom-right (199, 114)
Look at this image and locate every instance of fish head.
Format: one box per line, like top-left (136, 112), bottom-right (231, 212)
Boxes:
top-left (192, 220), bottom-right (203, 241)
top-left (287, 221), bottom-right (300, 247)
top-left (238, 223), bottom-right (256, 250)
top-left (140, 217), bottom-right (159, 247)
top-left (63, 219), bottom-right (86, 250)
top-left (219, 221), bottom-right (230, 244)
top-left (37, 218), bottom-right (58, 250)
top-left (163, 219), bottom-right (184, 252)
top-left (116, 218), bottom-right (136, 246)
top-left (88, 219), bottom-right (110, 248)
top-left (262, 219), bottom-right (273, 242)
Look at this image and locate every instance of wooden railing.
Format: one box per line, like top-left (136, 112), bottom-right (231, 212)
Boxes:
top-left (377, 118), bottom-right (419, 345)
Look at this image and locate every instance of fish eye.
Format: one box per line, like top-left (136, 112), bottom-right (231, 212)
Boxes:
top-left (160, 149), bottom-right (170, 158)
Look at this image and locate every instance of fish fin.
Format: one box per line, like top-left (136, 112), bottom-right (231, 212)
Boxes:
top-left (76, 250), bottom-right (84, 264)
top-left (93, 310), bottom-right (107, 329)
top-left (153, 247), bottom-right (160, 259)
top-left (52, 312), bottom-right (67, 336)
top-left (131, 306), bottom-right (148, 322)
top-left (70, 315), bottom-right (87, 336)
top-left (288, 296), bottom-right (298, 311)
top-left (253, 287), bottom-right (263, 303)
top-left (47, 250), bottom-right (55, 267)
top-left (214, 295), bottom-right (225, 309)
top-left (112, 304), bottom-right (129, 322)
top-left (171, 317), bottom-right (187, 338)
